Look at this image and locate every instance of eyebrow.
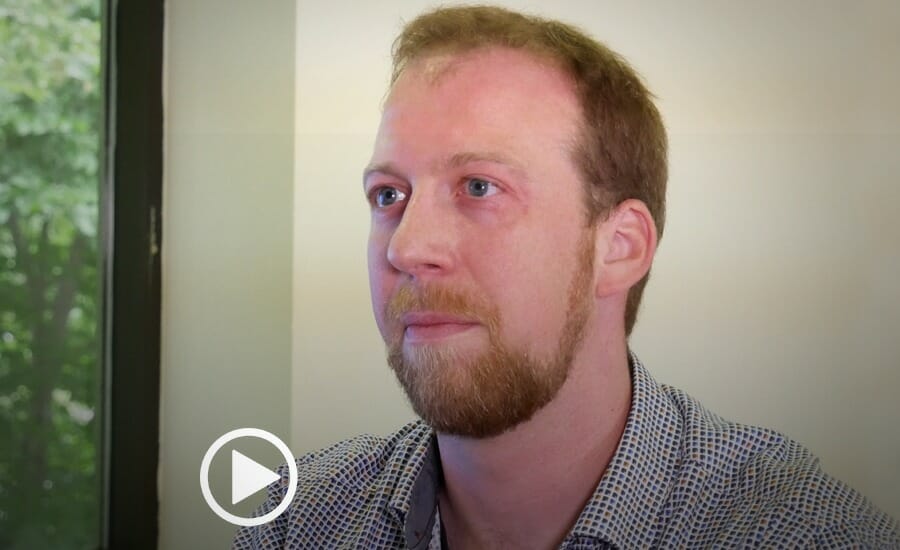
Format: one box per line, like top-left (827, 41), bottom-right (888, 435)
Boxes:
top-left (363, 151), bottom-right (525, 188)
top-left (443, 151), bottom-right (524, 173)
top-left (362, 162), bottom-right (405, 188)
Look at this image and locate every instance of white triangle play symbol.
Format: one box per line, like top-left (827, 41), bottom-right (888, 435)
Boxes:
top-left (231, 449), bottom-right (281, 505)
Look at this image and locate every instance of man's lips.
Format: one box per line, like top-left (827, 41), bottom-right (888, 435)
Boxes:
top-left (400, 312), bottom-right (479, 342)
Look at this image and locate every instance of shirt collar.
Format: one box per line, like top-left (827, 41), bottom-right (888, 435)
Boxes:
top-left (386, 350), bottom-right (684, 550)
top-left (385, 424), bottom-right (442, 549)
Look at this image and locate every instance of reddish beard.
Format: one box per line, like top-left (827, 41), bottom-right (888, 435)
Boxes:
top-left (384, 233), bottom-right (595, 438)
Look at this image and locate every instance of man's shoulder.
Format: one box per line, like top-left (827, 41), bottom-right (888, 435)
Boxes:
top-left (233, 421), bottom-right (432, 549)
top-left (662, 382), bottom-right (817, 477)
top-left (659, 384), bottom-right (899, 546)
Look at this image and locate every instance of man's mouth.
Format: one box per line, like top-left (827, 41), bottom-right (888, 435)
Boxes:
top-left (400, 312), bottom-right (479, 343)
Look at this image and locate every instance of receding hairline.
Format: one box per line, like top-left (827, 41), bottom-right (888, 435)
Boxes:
top-left (382, 45), bottom-right (583, 133)
top-left (391, 41), bottom-right (576, 86)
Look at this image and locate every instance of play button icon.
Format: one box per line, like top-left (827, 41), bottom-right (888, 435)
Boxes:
top-left (200, 428), bottom-right (298, 527)
top-left (231, 450), bottom-right (281, 505)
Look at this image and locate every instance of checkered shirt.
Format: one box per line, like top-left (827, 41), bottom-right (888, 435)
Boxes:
top-left (233, 352), bottom-right (899, 549)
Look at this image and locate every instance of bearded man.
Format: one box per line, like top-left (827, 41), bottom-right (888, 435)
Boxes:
top-left (235, 5), bottom-right (898, 549)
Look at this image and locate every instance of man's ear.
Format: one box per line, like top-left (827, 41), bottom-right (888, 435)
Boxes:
top-left (594, 199), bottom-right (658, 298)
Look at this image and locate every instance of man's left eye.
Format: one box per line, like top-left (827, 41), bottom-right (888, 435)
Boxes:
top-left (465, 178), bottom-right (498, 198)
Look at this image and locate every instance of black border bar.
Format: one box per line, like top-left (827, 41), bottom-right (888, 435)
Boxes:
top-left (101, 0), bottom-right (164, 548)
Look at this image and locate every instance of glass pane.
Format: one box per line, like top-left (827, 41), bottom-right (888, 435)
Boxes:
top-left (0, 0), bottom-right (103, 547)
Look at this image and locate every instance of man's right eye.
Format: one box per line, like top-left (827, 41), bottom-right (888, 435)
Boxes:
top-left (373, 187), bottom-right (407, 208)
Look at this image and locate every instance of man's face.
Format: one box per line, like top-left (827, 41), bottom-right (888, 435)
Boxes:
top-left (365, 47), bottom-right (597, 438)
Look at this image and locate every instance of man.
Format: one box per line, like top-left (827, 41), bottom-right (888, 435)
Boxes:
top-left (235, 5), bottom-right (898, 549)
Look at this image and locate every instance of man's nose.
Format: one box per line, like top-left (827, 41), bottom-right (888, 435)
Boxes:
top-left (386, 191), bottom-right (455, 277)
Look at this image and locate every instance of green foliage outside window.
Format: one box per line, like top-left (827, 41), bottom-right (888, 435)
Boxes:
top-left (0, 0), bottom-right (103, 547)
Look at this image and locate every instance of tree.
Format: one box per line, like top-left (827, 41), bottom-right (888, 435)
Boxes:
top-left (0, 0), bottom-right (102, 547)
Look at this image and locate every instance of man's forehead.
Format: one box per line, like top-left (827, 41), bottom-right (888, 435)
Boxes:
top-left (386, 46), bottom-right (575, 104)
top-left (369, 46), bottom-right (584, 182)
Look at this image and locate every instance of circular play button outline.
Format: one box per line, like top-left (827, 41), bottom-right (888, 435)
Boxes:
top-left (200, 428), bottom-right (298, 527)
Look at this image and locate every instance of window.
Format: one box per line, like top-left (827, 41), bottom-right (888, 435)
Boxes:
top-left (0, 0), bottom-right (103, 546)
top-left (0, 0), bottom-right (163, 547)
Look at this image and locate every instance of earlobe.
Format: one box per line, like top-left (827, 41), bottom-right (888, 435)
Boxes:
top-left (594, 199), bottom-right (657, 298)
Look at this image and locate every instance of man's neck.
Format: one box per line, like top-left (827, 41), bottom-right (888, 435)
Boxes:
top-left (435, 336), bottom-right (632, 550)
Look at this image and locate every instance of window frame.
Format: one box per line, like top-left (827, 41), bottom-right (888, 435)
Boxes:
top-left (100, 0), bottom-right (164, 548)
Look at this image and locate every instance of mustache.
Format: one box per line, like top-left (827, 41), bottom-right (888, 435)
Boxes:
top-left (386, 284), bottom-right (499, 331)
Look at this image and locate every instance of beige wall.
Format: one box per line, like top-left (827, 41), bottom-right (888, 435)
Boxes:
top-left (160, 0), bottom-right (295, 548)
top-left (292, 0), bottom-right (900, 521)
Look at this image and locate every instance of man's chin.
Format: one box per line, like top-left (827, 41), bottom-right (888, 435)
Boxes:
top-left (387, 347), bottom-right (566, 439)
top-left (388, 336), bottom-right (484, 372)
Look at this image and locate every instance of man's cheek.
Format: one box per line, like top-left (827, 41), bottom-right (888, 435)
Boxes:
top-left (372, 285), bottom-right (397, 343)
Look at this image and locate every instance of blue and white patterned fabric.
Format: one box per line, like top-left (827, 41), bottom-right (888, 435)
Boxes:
top-left (233, 352), bottom-right (899, 549)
